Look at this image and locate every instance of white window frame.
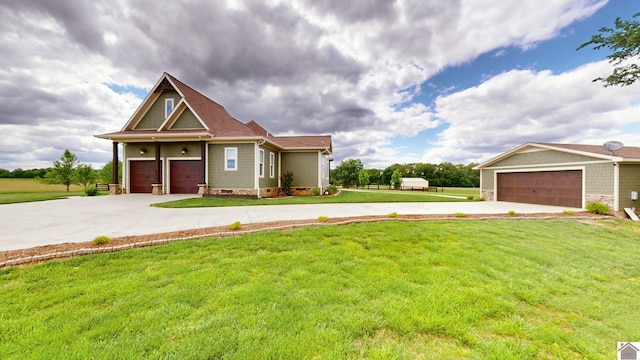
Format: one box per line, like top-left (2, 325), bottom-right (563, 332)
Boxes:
top-left (269, 152), bottom-right (275, 178)
top-left (259, 149), bottom-right (265, 177)
top-left (165, 98), bottom-right (174, 118)
top-left (225, 147), bottom-right (237, 171)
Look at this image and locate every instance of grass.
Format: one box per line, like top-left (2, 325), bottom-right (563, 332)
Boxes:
top-left (153, 187), bottom-right (474, 208)
top-left (1, 219), bottom-right (639, 359)
top-left (0, 178), bottom-right (89, 204)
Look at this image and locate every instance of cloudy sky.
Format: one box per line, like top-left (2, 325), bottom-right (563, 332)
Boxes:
top-left (1, 0), bottom-right (639, 171)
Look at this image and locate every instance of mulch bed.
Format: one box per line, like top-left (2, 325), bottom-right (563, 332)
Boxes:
top-left (0, 212), bottom-right (607, 267)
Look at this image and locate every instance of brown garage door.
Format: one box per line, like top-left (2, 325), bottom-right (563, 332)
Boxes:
top-left (130, 161), bottom-right (158, 193)
top-left (497, 170), bottom-right (582, 208)
top-left (170, 160), bottom-right (203, 194)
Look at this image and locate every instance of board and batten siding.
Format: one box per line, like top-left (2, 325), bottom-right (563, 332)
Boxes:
top-left (135, 90), bottom-right (180, 129)
top-left (281, 152), bottom-right (318, 187)
top-left (619, 164), bottom-right (640, 210)
top-left (208, 143), bottom-right (254, 189)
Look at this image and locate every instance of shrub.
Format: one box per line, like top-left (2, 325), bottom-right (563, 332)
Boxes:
top-left (454, 212), bottom-right (467, 218)
top-left (318, 216), bottom-right (329, 223)
top-left (563, 210), bottom-right (575, 215)
top-left (92, 235), bottom-right (112, 245)
top-left (507, 210), bottom-right (517, 216)
top-left (84, 187), bottom-right (99, 196)
top-left (312, 187), bottom-right (321, 196)
top-left (466, 194), bottom-right (475, 200)
top-left (388, 212), bottom-right (399, 218)
top-left (280, 171), bottom-right (294, 196)
top-left (586, 202), bottom-right (609, 215)
top-left (327, 184), bottom-right (338, 194)
top-left (229, 221), bottom-right (242, 230)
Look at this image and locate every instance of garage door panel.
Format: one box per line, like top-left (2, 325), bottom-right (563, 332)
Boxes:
top-left (130, 161), bottom-right (157, 193)
top-left (497, 170), bottom-right (582, 208)
top-left (170, 160), bottom-right (203, 194)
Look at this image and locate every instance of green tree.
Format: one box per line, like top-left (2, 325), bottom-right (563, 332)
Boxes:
top-left (280, 171), bottom-right (294, 196)
top-left (99, 161), bottom-right (123, 184)
top-left (357, 169), bottom-right (370, 187)
top-left (75, 164), bottom-right (96, 188)
top-left (391, 169), bottom-right (403, 189)
top-left (333, 159), bottom-right (363, 188)
top-left (578, 13), bottom-right (640, 86)
top-left (47, 150), bottom-right (79, 191)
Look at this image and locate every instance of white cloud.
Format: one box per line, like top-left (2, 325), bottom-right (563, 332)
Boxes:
top-left (424, 60), bottom-right (640, 164)
top-left (0, 0), bottom-right (615, 170)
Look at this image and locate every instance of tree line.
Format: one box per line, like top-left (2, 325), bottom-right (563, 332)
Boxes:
top-left (331, 159), bottom-right (479, 188)
top-left (1, 150), bottom-right (121, 191)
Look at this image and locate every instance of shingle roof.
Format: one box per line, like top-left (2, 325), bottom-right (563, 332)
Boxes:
top-left (96, 73), bottom-right (332, 152)
top-left (532, 142), bottom-right (640, 158)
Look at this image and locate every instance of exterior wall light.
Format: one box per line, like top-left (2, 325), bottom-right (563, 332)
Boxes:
top-left (181, 146), bottom-right (189, 155)
top-left (140, 148), bottom-right (147, 155)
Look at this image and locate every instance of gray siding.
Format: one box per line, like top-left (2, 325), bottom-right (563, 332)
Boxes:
top-left (619, 164), bottom-right (640, 209)
top-left (281, 152), bottom-right (318, 187)
top-left (491, 150), bottom-right (598, 167)
top-left (585, 163), bottom-right (615, 195)
top-left (208, 143), bottom-right (255, 188)
top-left (135, 90), bottom-right (180, 129)
top-left (170, 108), bottom-right (204, 129)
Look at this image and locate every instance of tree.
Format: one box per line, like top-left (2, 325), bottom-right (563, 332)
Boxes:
top-left (578, 13), bottom-right (640, 86)
top-left (99, 161), bottom-right (122, 184)
top-left (333, 159), bottom-right (363, 187)
top-left (391, 169), bottom-right (402, 189)
top-left (47, 150), bottom-right (79, 191)
top-left (357, 169), bottom-right (370, 187)
top-left (75, 164), bottom-right (96, 188)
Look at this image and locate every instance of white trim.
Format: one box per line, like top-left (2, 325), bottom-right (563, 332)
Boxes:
top-left (126, 158), bottom-right (164, 194)
top-left (278, 152), bottom-right (282, 187)
top-left (317, 151), bottom-right (322, 188)
top-left (224, 147), bottom-right (238, 171)
top-left (165, 98), bottom-right (174, 119)
top-left (259, 148), bottom-right (265, 178)
top-left (166, 157), bottom-right (201, 194)
top-left (493, 166), bottom-right (586, 209)
top-left (269, 152), bottom-right (275, 178)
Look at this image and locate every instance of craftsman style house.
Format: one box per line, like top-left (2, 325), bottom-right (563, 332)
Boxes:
top-left (96, 73), bottom-right (332, 196)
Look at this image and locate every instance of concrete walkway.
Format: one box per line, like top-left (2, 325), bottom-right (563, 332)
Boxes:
top-left (0, 195), bottom-right (581, 252)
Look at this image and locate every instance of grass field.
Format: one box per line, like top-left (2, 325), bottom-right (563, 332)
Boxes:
top-left (0, 178), bottom-right (88, 204)
top-left (153, 188), bottom-right (478, 208)
top-left (1, 219), bottom-right (639, 359)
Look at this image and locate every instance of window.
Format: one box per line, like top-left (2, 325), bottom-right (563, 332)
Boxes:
top-left (269, 152), bottom-right (275, 178)
top-left (259, 149), bottom-right (265, 177)
top-left (225, 147), bottom-right (237, 171)
top-left (165, 98), bottom-right (174, 118)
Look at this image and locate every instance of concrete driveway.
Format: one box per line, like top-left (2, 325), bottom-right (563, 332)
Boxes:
top-left (0, 194), bottom-right (581, 252)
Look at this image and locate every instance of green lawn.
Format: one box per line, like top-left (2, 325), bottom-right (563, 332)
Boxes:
top-left (1, 219), bottom-right (638, 359)
top-left (0, 178), bottom-right (89, 204)
top-left (153, 188), bottom-right (475, 208)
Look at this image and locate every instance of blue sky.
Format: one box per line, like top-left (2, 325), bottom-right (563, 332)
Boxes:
top-left (1, 0), bottom-right (639, 170)
top-left (390, 0), bottom-right (640, 165)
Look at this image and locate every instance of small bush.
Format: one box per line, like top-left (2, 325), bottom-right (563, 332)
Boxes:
top-left (327, 184), bottom-right (338, 194)
top-left (84, 187), bottom-right (99, 196)
top-left (563, 210), bottom-right (575, 215)
top-left (388, 212), bottom-right (399, 218)
top-left (313, 188), bottom-right (321, 196)
top-left (507, 210), bottom-right (517, 216)
top-left (454, 212), bottom-right (467, 218)
top-left (586, 202), bottom-right (609, 215)
top-left (466, 194), bottom-right (475, 200)
top-left (318, 216), bottom-right (329, 223)
top-left (229, 221), bottom-right (242, 230)
top-left (280, 171), bottom-right (294, 196)
top-left (92, 235), bottom-right (112, 245)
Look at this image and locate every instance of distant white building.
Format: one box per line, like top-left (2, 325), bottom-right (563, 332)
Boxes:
top-left (400, 177), bottom-right (429, 190)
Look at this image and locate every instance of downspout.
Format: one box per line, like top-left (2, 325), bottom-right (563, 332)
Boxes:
top-left (613, 162), bottom-right (620, 211)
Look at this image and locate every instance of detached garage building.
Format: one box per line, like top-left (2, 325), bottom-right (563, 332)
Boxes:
top-left (475, 142), bottom-right (640, 211)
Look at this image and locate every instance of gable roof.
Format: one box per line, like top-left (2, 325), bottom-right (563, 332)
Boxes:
top-left (96, 72), bottom-right (332, 152)
top-left (475, 142), bottom-right (640, 169)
